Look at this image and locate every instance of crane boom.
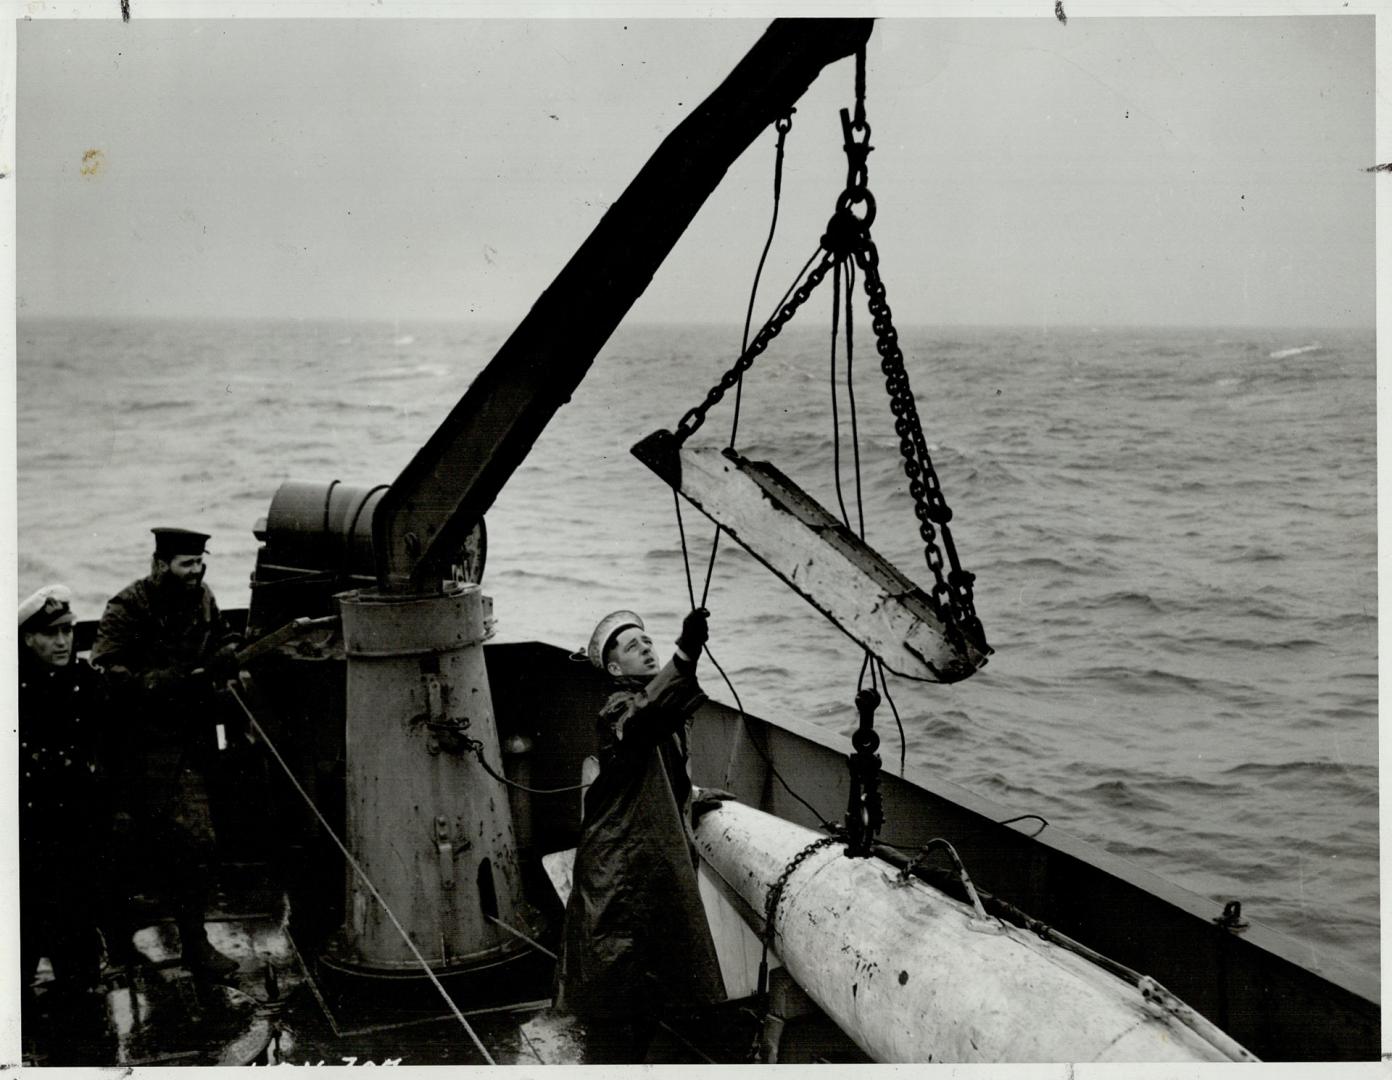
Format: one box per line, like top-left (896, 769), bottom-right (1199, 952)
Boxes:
top-left (372, 18), bottom-right (875, 589)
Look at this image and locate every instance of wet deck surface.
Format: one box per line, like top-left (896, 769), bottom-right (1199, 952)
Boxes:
top-left (22, 863), bottom-right (856, 1067)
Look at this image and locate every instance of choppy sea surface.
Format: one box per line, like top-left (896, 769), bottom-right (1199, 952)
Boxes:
top-left (16, 317), bottom-right (1377, 984)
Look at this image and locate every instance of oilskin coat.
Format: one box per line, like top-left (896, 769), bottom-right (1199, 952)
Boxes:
top-left (91, 573), bottom-right (240, 795)
top-left (556, 658), bottom-right (726, 1020)
top-left (90, 573), bottom-right (241, 945)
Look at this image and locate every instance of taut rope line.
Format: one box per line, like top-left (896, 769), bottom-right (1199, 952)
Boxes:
top-left (226, 684), bottom-right (498, 1066)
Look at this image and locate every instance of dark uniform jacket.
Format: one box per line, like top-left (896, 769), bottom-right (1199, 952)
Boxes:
top-left (556, 657), bottom-right (726, 1020)
top-left (90, 575), bottom-right (239, 793)
top-left (18, 654), bottom-right (109, 851)
top-left (19, 652), bottom-right (113, 985)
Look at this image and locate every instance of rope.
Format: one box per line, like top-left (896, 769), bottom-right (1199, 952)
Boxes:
top-left (876, 658), bottom-right (906, 776)
top-left (852, 45), bottom-right (867, 131)
top-left (486, 914), bottom-right (556, 960)
top-left (662, 128), bottom-right (836, 812)
top-left (467, 740), bottom-right (588, 795)
top-left (829, 259), bottom-right (853, 530)
top-left (672, 477), bottom-right (836, 828)
top-left (701, 113), bottom-right (796, 609)
top-left (673, 487), bottom-right (698, 610)
top-left (879, 810), bottom-right (1051, 853)
top-left (730, 111), bottom-right (795, 446)
top-left (996, 814), bottom-right (1049, 838)
top-left (897, 837), bottom-right (992, 922)
top-left (226, 685), bottom-right (497, 1066)
top-left (844, 259), bottom-right (867, 539)
top-left (701, 642), bottom-right (836, 832)
top-left (871, 837), bottom-right (1255, 1062)
top-left (249, 569), bottom-right (341, 590)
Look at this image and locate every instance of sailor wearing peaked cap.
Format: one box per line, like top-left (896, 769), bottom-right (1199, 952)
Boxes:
top-left (150, 527), bottom-right (211, 558)
top-left (18, 580), bottom-right (113, 998)
top-left (18, 583), bottom-right (76, 633)
top-left (557, 604), bottom-right (724, 1052)
top-left (89, 528), bottom-right (244, 982)
top-left (585, 610), bottom-right (645, 672)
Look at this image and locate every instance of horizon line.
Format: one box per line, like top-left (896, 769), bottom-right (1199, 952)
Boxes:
top-left (15, 314), bottom-right (1377, 334)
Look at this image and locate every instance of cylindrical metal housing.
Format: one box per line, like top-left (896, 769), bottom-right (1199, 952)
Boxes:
top-left (332, 584), bottom-right (526, 974)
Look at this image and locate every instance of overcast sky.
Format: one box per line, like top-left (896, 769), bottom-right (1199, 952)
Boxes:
top-left (14, 12), bottom-right (1377, 329)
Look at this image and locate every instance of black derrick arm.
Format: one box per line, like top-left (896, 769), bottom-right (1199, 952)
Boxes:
top-left (372, 18), bottom-right (875, 590)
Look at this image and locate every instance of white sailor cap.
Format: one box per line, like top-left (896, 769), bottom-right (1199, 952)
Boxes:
top-left (19, 584), bottom-right (75, 632)
top-left (585, 610), bottom-right (645, 671)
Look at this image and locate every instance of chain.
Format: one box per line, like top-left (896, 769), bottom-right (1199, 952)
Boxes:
top-left (669, 61), bottom-right (986, 657)
top-left (462, 737), bottom-right (588, 795)
top-left (747, 831), bottom-right (838, 1061)
top-left (757, 834), bottom-right (839, 984)
top-left (674, 249), bottom-right (837, 444)
top-left (760, 833), bottom-right (839, 959)
top-left (844, 687), bottom-right (883, 857)
top-left (854, 241), bottom-right (986, 653)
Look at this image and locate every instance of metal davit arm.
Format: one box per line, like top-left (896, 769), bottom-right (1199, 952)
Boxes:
top-left (372, 18), bottom-right (875, 590)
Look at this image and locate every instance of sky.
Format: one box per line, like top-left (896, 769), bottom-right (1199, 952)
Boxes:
top-left (13, 10), bottom-right (1378, 329)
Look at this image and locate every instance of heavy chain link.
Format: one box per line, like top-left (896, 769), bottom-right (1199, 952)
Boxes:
top-left (748, 832), bottom-right (839, 1062)
top-left (671, 81), bottom-right (986, 656)
top-left (855, 242), bottom-right (986, 653)
top-left (762, 834), bottom-right (841, 938)
top-left (674, 250), bottom-right (837, 444)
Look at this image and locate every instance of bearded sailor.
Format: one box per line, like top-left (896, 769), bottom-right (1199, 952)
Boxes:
top-left (90, 527), bottom-right (242, 982)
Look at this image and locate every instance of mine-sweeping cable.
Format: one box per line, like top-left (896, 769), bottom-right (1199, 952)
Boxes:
top-left (226, 684), bottom-right (498, 1066)
top-left (672, 115), bottom-right (846, 829)
top-left (672, 487), bottom-right (839, 834)
top-left (695, 111), bottom-right (796, 606)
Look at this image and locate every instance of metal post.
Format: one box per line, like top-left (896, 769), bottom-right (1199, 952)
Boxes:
top-left (326, 584), bottom-right (527, 975)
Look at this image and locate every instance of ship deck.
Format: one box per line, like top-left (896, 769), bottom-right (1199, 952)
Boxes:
top-left (22, 858), bottom-right (866, 1067)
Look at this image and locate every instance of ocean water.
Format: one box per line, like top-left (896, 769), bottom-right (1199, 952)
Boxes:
top-left (16, 316), bottom-right (1377, 983)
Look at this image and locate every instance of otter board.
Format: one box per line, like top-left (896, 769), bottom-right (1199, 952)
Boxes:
top-left (631, 431), bottom-right (990, 683)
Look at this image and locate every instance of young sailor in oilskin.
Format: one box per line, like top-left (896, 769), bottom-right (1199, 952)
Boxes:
top-left (555, 607), bottom-right (726, 1063)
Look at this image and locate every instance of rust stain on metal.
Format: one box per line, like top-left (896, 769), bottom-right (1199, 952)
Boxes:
top-left (899, 969), bottom-right (909, 985)
top-left (1366, 163), bottom-right (1392, 173)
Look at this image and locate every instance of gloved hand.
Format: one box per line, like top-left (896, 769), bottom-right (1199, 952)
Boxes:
top-left (692, 786), bottom-right (737, 824)
top-left (675, 607), bottom-right (709, 658)
top-left (207, 642), bottom-right (242, 683)
top-left (143, 665), bottom-right (193, 695)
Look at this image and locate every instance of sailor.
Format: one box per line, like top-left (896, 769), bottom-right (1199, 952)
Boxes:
top-left (18, 585), bottom-right (111, 1013)
top-left (555, 607), bottom-right (726, 1062)
top-left (90, 527), bottom-right (242, 981)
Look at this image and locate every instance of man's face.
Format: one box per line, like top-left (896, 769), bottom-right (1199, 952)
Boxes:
top-left (24, 625), bottom-right (73, 668)
top-left (159, 554), bottom-right (205, 589)
top-left (606, 627), bottom-right (659, 678)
